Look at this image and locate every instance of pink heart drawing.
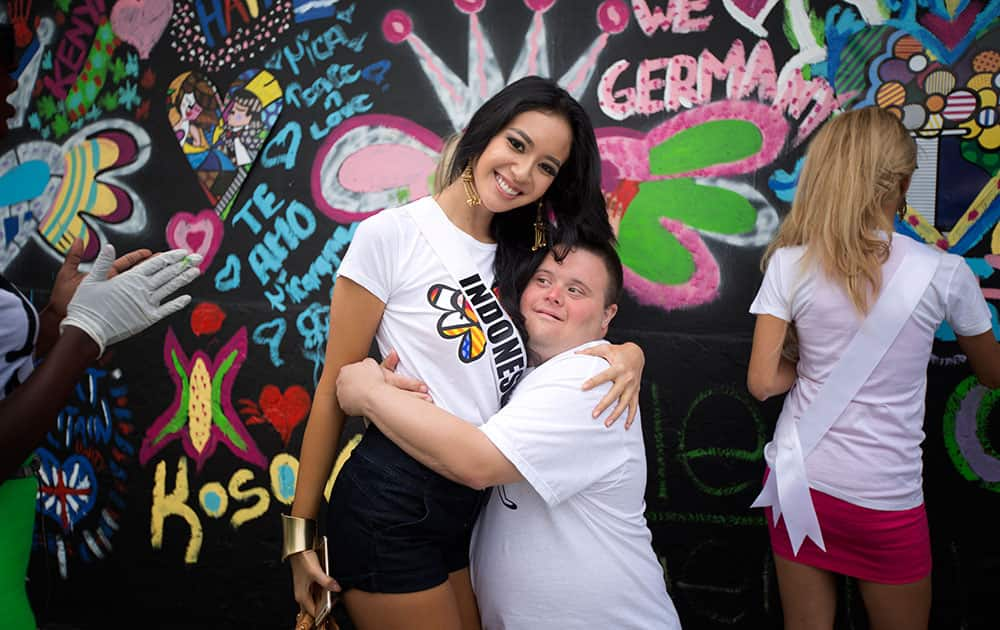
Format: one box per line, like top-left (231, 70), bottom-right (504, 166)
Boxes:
top-left (166, 209), bottom-right (223, 272)
top-left (722, 0), bottom-right (781, 35)
top-left (111, 0), bottom-right (174, 59)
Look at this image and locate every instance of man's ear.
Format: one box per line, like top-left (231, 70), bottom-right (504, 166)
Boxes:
top-left (602, 304), bottom-right (618, 329)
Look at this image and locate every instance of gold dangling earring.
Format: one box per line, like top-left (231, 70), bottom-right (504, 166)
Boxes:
top-left (897, 197), bottom-right (907, 221)
top-left (531, 200), bottom-right (547, 252)
top-left (462, 163), bottom-right (481, 207)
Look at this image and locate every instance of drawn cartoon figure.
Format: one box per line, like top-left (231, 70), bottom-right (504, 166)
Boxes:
top-left (215, 89), bottom-right (266, 169)
top-left (166, 72), bottom-right (221, 161)
top-left (202, 71), bottom-right (283, 213)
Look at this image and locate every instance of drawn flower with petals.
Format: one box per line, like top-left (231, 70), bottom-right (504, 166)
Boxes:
top-left (598, 100), bottom-right (785, 310)
top-left (959, 88), bottom-right (1000, 150)
top-left (139, 327), bottom-right (266, 470)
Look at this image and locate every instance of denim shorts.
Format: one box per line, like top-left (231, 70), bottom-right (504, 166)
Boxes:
top-left (326, 426), bottom-right (487, 593)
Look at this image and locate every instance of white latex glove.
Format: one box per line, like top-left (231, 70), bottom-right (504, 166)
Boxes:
top-left (60, 245), bottom-right (202, 356)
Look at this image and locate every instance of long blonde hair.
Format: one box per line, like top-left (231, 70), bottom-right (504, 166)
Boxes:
top-left (763, 106), bottom-right (916, 313)
top-left (432, 133), bottom-right (462, 195)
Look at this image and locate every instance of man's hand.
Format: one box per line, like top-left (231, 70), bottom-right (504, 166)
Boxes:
top-left (380, 350), bottom-right (432, 402)
top-left (336, 358), bottom-right (387, 416)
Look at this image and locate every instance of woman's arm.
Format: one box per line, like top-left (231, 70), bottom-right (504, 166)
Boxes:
top-left (291, 277), bottom-right (385, 517)
top-left (957, 330), bottom-right (1000, 389)
top-left (578, 341), bottom-right (644, 427)
top-left (337, 359), bottom-right (521, 490)
top-left (747, 314), bottom-right (797, 401)
top-left (288, 277), bottom-right (384, 614)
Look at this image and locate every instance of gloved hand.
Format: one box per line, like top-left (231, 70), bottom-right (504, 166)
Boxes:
top-left (60, 245), bottom-right (203, 356)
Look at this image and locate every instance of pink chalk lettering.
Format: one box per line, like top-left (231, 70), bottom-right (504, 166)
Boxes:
top-left (631, 0), bottom-right (712, 36)
top-left (598, 59), bottom-right (636, 121)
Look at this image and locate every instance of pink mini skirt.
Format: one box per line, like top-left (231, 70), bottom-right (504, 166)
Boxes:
top-left (763, 470), bottom-right (932, 584)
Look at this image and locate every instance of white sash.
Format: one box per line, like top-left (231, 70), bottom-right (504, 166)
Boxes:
top-left (409, 200), bottom-right (529, 406)
top-left (751, 244), bottom-right (940, 554)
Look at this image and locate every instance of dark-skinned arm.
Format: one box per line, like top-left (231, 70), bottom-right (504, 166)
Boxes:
top-left (0, 328), bottom-right (98, 479)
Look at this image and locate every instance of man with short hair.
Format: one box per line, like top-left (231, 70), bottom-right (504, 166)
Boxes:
top-left (336, 241), bottom-right (681, 629)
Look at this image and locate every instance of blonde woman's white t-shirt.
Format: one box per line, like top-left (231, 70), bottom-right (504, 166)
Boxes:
top-left (750, 233), bottom-right (992, 510)
top-left (336, 196), bottom-right (501, 425)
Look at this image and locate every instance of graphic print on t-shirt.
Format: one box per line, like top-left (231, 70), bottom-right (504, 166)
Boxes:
top-left (0, 274), bottom-right (37, 397)
top-left (427, 283), bottom-right (486, 363)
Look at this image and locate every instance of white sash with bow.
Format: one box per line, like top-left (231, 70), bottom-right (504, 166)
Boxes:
top-left (751, 243), bottom-right (940, 555)
top-left (409, 200), bottom-right (529, 407)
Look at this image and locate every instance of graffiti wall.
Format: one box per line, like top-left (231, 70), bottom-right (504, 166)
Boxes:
top-left (2, 0), bottom-right (998, 627)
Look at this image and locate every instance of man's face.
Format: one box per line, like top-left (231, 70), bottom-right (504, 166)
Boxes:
top-left (519, 248), bottom-right (618, 363)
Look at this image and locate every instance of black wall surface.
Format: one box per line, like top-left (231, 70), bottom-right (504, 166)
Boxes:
top-left (2, 0), bottom-right (999, 627)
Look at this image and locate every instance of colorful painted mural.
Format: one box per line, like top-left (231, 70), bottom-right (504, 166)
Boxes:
top-left (1, 0), bottom-right (998, 628)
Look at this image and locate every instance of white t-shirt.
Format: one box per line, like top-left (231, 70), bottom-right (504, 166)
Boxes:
top-left (471, 341), bottom-right (680, 630)
top-left (750, 233), bottom-right (992, 509)
top-left (337, 196), bottom-right (502, 425)
top-left (0, 275), bottom-right (38, 400)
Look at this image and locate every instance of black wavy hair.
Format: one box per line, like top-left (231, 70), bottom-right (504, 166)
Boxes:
top-left (447, 76), bottom-right (613, 328)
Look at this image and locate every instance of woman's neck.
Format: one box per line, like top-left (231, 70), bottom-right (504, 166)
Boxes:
top-left (434, 181), bottom-right (495, 243)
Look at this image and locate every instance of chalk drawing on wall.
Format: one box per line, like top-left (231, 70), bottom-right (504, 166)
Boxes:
top-left (165, 69), bottom-right (284, 218)
top-left (168, 0), bottom-right (293, 72)
top-left (238, 384), bottom-right (311, 446)
top-left (291, 0), bottom-right (352, 23)
top-left (139, 326), bottom-right (266, 471)
top-left (6, 17), bottom-right (54, 131)
top-left (599, 101), bottom-right (784, 310)
top-left (311, 0), bottom-right (627, 223)
top-left (190, 301), bottom-right (227, 336)
top-left (110, 0), bottom-right (174, 59)
top-left (886, 0), bottom-right (1000, 65)
top-left (311, 114), bottom-right (442, 223)
top-left (165, 209), bottom-right (224, 272)
top-left (32, 367), bottom-right (136, 579)
top-left (943, 375), bottom-right (1000, 493)
top-left (8, 0), bottom-right (34, 47)
top-left (314, 5), bottom-right (847, 313)
top-left (0, 120), bottom-right (151, 270)
top-left (832, 28), bottom-right (1000, 258)
top-left (23, 0), bottom-right (158, 140)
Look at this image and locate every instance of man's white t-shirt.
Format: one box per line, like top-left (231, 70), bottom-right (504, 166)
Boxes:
top-left (471, 341), bottom-right (680, 630)
top-left (750, 233), bottom-right (992, 509)
top-left (337, 196), bottom-right (502, 425)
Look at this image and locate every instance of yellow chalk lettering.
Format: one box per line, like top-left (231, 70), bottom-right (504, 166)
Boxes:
top-left (151, 457), bottom-right (203, 563)
top-left (325, 433), bottom-right (362, 501)
top-left (228, 468), bottom-right (270, 528)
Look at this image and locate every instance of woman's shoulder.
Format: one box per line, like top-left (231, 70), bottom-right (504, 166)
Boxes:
top-left (890, 232), bottom-right (957, 268)
top-left (768, 243), bottom-right (808, 270)
top-left (355, 197), bottom-right (433, 236)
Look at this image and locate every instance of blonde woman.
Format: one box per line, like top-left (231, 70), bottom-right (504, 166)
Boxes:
top-left (747, 106), bottom-right (1000, 630)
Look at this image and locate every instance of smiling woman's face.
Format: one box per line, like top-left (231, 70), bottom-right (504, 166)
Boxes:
top-left (470, 109), bottom-right (572, 214)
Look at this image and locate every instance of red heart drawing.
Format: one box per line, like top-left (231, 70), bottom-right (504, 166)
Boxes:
top-left (165, 209), bottom-right (222, 272)
top-left (242, 385), bottom-right (311, 446)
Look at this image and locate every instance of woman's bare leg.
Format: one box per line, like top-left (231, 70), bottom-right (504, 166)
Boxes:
top-left (773, 553), bottom-right (837, 630)
top-left (857, 574), bottom-right (931, 630)
top-left (448, 568), bottom-right (482, 630)
top-left (344, 581), bottom-right (465, 630)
